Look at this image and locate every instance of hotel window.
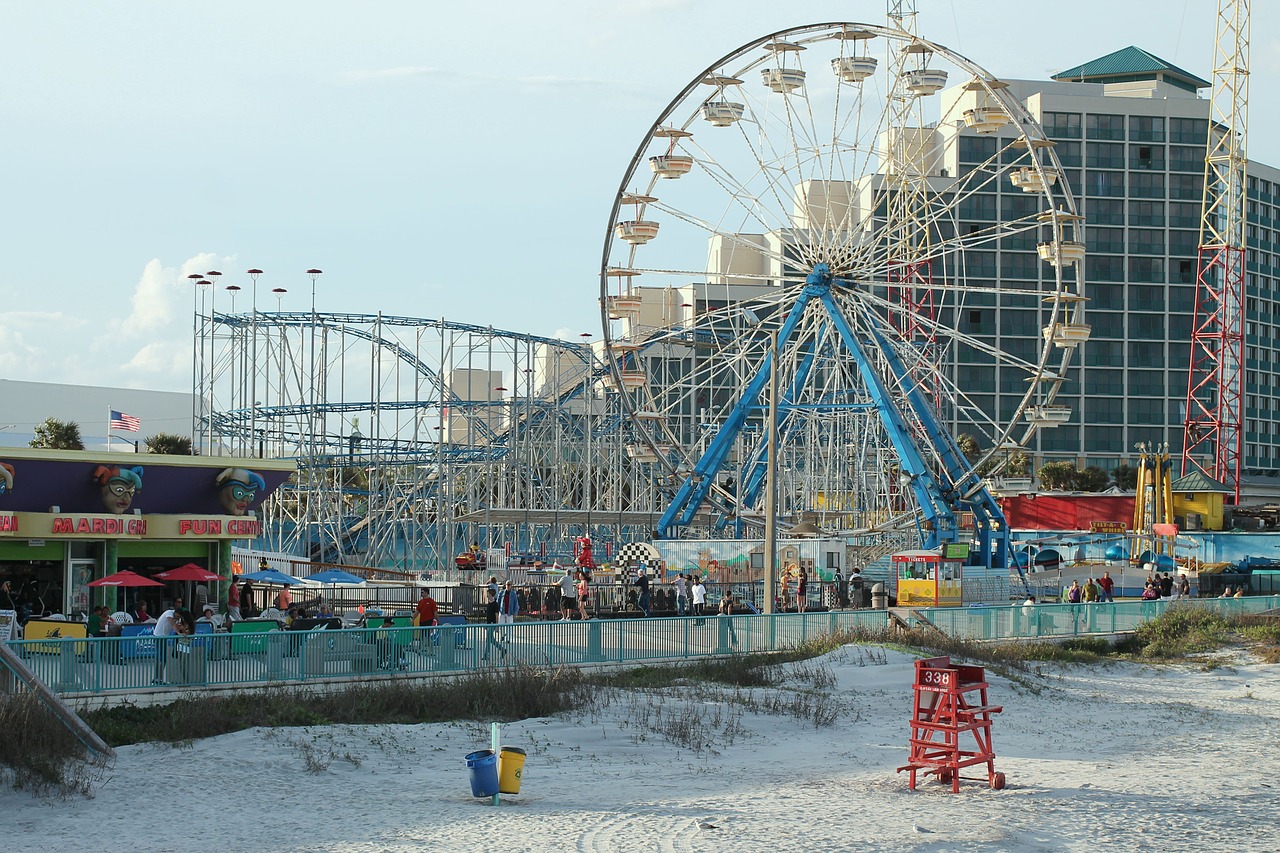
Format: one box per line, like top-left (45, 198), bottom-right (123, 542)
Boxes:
top-left (1130, 116), bottom-right (1165, 142)
top-left (1130, 143), bottom-right (1165, 170)
top-left (1055, 140), bottom-right (1082, 167)
top-left (1044, 111), bottom-right (1082, 139)
top-left (1129, 257), bottom-right (1166, 283)
top-left (1129, 200), bottom-right (1165, 227)
top-left (1087, 142), bottom-right (1125, 168)
top-left (1170, 174), bottom-right (1203, 200)
top-left (1130, 229), bottom-right (1165, 255)
top-left (1086, 113), bottom-right (1125, 140)
top-left (1170, 117), bottom-right (1208, 143)
top-left (1168, 145), bottom-right (1204, 172)
top-left (1087, 227), bottom-right (1125, 253)
top-left (1130, 173), bottom-right (1166, 199)
top-left (1087, 198), bottom-right (1125, 225)
top-left (1085, 170), bottom-right (1126, 197)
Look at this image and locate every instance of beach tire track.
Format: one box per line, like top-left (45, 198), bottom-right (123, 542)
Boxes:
top-left (576, 812), bottom-right (701, 853)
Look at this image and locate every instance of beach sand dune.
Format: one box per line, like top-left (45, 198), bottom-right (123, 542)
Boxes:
top-left (2, 647), bottom-right (1276, 852)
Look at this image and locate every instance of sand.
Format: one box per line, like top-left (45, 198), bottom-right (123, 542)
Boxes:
top-left (2, 646), bottom-right (1276, 852)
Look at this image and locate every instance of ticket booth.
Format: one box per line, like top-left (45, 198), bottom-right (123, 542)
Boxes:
top-left (892, 549), bottom-right (964, 607)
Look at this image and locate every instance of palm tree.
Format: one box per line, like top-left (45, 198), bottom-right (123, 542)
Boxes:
top-left (145, 433), bottom-right (194, 455)
top-left (29, 418), bottom-right (84, 450)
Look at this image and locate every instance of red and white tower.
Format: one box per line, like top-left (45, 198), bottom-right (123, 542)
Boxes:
top-left (1183, 0), bottom-right (1250, 501)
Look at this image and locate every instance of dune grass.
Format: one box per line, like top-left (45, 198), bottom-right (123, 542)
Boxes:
top-left (8, 605), bottom-right (1277, 796)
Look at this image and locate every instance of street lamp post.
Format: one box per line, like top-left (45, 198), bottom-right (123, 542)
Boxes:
top-left (305, 269), bottom-right (323, 571)
top-left (247, 269), bottom-right (263, 457)
top-left (762, 329), bottom-right (779, 615)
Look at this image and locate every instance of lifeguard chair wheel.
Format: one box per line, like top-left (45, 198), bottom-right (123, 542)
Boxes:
top-left (991, 772), bottom-right (1006, 790)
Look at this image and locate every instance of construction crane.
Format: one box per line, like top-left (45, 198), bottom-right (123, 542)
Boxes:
top-left (1182, 0), bottom-right (1250, 502)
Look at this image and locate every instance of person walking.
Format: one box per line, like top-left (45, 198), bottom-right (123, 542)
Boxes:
top-left (481, 588), bottom-right (507, 661)
top-left (674, 573), bottom-right (688, 616)
top-left (796, 570), bottom-right (808, 613)
top-left (225, 579), bottom-right (242, 621)
top-left (1179, 575), bottom-right (1191, 599)
top-left (575, 571), bottom-right (590, 620)
top-left (1066, 579), bottom-right (1082, 603)
top-left (151, 605), bottom-right (181, 685)
top-left (634, 570), bottom-right (652, 617)
top-left (499, 580), bottom-right (520, 627)
top-left (1097, 571), bottom-right (1115, 603)
top-left (416, 588), bottom-right (439, 627)
top-left (833, 568), bottom-right (847, 608)
top-left (1083, 577), bottom-right (1100, 603)
top-left (717, 589), bottom-right (739, 645)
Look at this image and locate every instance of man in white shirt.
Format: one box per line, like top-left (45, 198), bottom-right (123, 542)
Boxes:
top-left (691, 577), bottom-right (707, 618)
top-left (152, 608), bottom-right (179, 684)
top-left (557, 566), bottom-right (578, 621)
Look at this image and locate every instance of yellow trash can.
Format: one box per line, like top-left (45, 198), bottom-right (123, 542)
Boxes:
top-left (498, 747), bottom-right (526, 794)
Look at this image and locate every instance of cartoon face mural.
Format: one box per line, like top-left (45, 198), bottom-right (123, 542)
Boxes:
top-left (0, 462), bottom-right (13, 496)
top-left (215, 467), bottom-right (265, 516)
top-left (93, 465), bottom-right (143, 514)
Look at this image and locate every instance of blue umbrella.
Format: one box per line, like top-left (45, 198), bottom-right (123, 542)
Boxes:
top-left (305, 569), bottom-right (365, 585)
top-left (238, 568), bottom-right (303, 585)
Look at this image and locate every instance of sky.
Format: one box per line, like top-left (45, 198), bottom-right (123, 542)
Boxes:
top-left (1, 0), bottom-right (1277, 395)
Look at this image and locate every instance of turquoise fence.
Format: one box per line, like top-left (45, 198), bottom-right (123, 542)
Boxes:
top-left (4, 597), bottom-right (1276, 697)
top-left (2, 610), bottom-right (891, 697)
top-left (909, 595), bottom-right (1280, 639)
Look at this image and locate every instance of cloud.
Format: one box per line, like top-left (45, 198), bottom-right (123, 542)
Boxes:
top-left (0, 254), bottom-right (232, 388)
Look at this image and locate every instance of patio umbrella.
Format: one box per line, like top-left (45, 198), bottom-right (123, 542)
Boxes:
top-left (304, 569), bottom-right (365, 585)
top-left (87, 569), bottom-right (164, 614)
top-left (87, 570), bottom-right (164, 588)
top-left (156, 564), bottom-right (226, 615)
top-left (155, 564), bottom-right (224, 583)
top-left (238, 568), bottom-right (303, 585)
top-left (304, 568), bottom-right (365, 611)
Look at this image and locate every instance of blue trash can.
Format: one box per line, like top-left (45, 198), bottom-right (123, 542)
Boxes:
top-left (465, 749), bottom-right (500, 797)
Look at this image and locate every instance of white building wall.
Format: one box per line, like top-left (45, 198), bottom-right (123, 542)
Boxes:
top-left (0, 379), bottom-right (196, 451)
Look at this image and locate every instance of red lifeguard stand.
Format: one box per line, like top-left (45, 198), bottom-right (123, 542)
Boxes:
top-left (896, 656), bottom-right (1005, 792)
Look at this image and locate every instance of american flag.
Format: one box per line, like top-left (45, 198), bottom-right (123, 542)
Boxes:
top-left (109, 410), bottom-right (141, 432)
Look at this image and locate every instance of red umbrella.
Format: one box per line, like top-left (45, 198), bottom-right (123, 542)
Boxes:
top-left (87, 570), bottom-right (164, 588)
top-left (155, 564), bottom-right (224, 583)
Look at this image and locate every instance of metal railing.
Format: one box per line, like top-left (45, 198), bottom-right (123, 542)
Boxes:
top-left (907, 595), bottom-right (1280, 639)
top-left (6, 609), bottom-right (893, 697)
top-left (8, 596), bottom-right (1277, 698)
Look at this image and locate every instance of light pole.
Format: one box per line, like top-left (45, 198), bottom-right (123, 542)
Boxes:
top-left (203, 270), bottom-right (222, 455)
top-left (305, 269), bottom-right (322, 565)
top-left (247, 268), bottom-right (263, 457)
top-left (188, 273), bottom-right (206, 450)
top-left (762, 329), bottom-right (779, 615)
top-left (224, 283), bottom-right (242, 457)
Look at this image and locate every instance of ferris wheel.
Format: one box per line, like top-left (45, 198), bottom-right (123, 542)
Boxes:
top-left (598, 22), bottom-right (1087, 558)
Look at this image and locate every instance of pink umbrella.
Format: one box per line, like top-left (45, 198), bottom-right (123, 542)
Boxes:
top-left (155, 564), bottom-right (224, 583)
top-left (87, 570), bottom-right (164, 588)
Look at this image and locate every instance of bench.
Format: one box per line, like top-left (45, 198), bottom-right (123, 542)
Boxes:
top-left (302, 630), bottom-right (379, 676)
